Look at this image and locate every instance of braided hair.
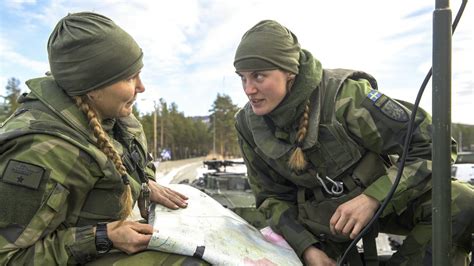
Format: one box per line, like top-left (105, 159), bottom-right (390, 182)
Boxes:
top-left (288, 99), bottom-right (310, 171)
top-left (73, 95), bottom-right (133, 220)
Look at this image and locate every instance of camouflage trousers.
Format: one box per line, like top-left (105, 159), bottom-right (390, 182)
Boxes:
top-left (323, 181), bottom-right (473, 266)
top-left (87, 250), bottom-right (209, 266)
top-left (380, 181), bottom-right (473, 266)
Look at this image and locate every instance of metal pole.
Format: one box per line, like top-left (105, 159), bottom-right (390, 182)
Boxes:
top-left (432, 0), bottom-right (452, 265)
top-left (458, 131), bottom-right (462, 152)
top-left (213, 113), bottom-right (216, 155)
top-left (160, 106), bottom-right (164, 149)
top-left (153, 101), bottom-right (157, 160)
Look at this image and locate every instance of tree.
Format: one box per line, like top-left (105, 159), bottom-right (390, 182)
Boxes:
top-left (452, 123), bottom-right (474, 151)
top-left (209, 93), bottom-right (240, 157)
top-left (137, 98), bottom-right (212, 160)
top-left (4, 77), bottom-right (22, 117)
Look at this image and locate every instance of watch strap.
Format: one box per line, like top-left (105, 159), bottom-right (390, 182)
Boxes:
top-left (95, 222), bottom-right (113, 254)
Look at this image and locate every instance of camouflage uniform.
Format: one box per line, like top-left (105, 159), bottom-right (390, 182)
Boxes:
top-left (235, 51), bottom-right (474, 265)
top-left (0, 77), bottom-right (206, 265)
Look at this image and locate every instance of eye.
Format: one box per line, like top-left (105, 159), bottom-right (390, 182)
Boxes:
top-left (126, 73), bottom-right (140, 82)
top-left (253, 72), bottom-right (264, 82)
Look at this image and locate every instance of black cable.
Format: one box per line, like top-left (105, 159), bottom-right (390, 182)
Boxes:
top-left (337, 1), bottom-right (468, 264)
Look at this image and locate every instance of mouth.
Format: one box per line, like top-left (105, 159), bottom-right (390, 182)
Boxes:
top-left (127, 97), bottom-right (137, 106)
top-left (250, 98), bottom-right (264, 104)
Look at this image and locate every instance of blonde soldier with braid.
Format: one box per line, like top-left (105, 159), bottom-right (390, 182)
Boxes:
top-left (0, 12), bottom-right (208, 265)
top-left (234, 20), bottom-right (473, 266)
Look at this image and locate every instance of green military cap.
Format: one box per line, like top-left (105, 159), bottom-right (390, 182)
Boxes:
top-left (47, 12), bottom-right (143, 96)
top-left (234, 20), bottom-right (301, 74)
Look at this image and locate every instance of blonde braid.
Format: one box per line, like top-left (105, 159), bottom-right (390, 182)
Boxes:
top-left (288, 99), bottom-right (310, 171)
top-left (74, 96), bottom-right (133, 220)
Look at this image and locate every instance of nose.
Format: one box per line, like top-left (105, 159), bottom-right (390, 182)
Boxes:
top-left (136, 75), bottom-right (145, 93)
top-left (243, 80), bottom-right (257, 95)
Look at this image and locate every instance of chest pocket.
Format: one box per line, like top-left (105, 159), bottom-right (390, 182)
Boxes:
top-left (306, 123), bottom-right (364, 180)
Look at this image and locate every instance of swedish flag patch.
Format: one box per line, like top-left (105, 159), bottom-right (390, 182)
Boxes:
top-left (367, 90), bottom-right (382, 102)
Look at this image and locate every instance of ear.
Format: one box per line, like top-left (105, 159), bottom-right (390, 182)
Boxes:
top-left (86, 89), bottom-right (102, 100)
top-left (286, 74), bottom-right (296, 92)
top-left (287, 73), bottom-right (296, 81)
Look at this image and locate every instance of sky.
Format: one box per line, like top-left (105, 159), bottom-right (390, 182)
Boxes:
top-left (0, 0), bottom-right (473, 124)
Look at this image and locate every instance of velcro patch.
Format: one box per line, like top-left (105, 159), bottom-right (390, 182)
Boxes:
top-left (380, 98), bottom-right (409, 122)
top-left (366, 90), bottom-right (409, 122)
top-left (1, 159), bottom-right (45, 189)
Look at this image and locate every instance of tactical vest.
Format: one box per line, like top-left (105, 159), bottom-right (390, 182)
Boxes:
top-left (0, 77), bottom-right (151, 225)
top-left (236, 69), bottom-right (388, 243)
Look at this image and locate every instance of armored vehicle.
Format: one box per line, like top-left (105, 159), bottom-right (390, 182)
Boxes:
top-left (188, 159), bottom-right (267, 229)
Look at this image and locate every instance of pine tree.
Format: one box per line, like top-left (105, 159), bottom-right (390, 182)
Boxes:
top-left (209, 94), bottom-right (240, 157)
top-left (5, 77), bottom-right (22, 116)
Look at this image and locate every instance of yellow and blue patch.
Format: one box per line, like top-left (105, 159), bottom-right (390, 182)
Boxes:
top-left (367, 90), bottom-right (382, 103)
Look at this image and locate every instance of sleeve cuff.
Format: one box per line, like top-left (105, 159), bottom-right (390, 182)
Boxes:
top-left (283, 229), bottom-right (319, 259)
top-left (67, 225), bottom-right (97, 264)
top-left (363, 175), bottom-right (392, 202)
top-left (145, 165), bottom-right (157, 181)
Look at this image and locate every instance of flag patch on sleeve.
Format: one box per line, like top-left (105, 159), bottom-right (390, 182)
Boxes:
top-left (367, 90), bottom-right (382, 102)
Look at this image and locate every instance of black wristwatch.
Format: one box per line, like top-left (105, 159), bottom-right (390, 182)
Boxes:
top-left (95, 222), bottom-right (113, 255)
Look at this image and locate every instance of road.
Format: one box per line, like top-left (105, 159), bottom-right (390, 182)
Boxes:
top-left (155, 157), bottom-right (205, 184)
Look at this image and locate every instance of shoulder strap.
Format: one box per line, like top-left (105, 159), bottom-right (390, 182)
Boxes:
top-left (320, 69), bottom-right (378, 124)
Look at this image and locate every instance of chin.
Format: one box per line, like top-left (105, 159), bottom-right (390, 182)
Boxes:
top-left (251, 107), bottom-right (269, 116)
top-left (118, 110), bottom-right (132, 117)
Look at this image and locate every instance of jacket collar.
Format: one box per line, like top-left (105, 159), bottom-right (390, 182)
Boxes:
top-left (26, 77), bottom-right (97, 143)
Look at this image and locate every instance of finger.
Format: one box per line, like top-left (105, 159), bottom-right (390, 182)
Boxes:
top-left (329, 211), bottom-right (341, 234)
top-left (153, 182), bottom-right (188, 201)
top-left (333, 213), bottom-right (349, 234)
top-left (131, 223), bottom-right (154, 234)
top-left (167, 188), bottom-right (188, 200)
top-left (341, 219), bottom-right (356, 236)
top-left (151, 186), bottom-right (184, 208)
top-left (140, 234), bottom-right (152, 244)
top-left (129, 235), bottom-right (152, 253)
top-left (157, 194), bottom-right (180, 209)
top-left (167, 192), bottom-right (188, 208)
top-left (350, 223), bottom-right (364, 239)
top-left (130, 231), bottom-right (153, 247)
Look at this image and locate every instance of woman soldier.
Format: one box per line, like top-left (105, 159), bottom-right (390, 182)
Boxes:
top-left (234, 20), bottom-right (473, 265)
top-left (0, 12), bottom-right (207, 265)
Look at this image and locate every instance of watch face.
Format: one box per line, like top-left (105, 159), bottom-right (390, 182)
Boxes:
top-left (96, 239), bottom-right (113, 254)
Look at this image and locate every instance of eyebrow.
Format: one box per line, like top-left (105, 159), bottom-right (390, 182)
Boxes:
top-left (127, 72), bottom-right (141, 79)
top-left (235, 71), bottom-right (261, 76)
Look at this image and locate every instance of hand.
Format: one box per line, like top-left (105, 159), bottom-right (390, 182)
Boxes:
top-left (149, 180), bottom-right (188, 209)
top-left (303, 245), bottom-right (336, 266)
top-left (329, 194), bottom-right (380, 239)
top-left (106, 220), bottom-right (155, 254)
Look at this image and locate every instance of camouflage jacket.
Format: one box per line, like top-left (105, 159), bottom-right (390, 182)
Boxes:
top-left (0, 77), bottom-right (154, 264)
top-left (235, 69), bottom-right (456, 258)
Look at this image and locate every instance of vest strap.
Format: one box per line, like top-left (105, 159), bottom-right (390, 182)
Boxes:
top-left (341, 175), bottom-right (358, 192)
top-left (362, 223), bottom-right (379, 266)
